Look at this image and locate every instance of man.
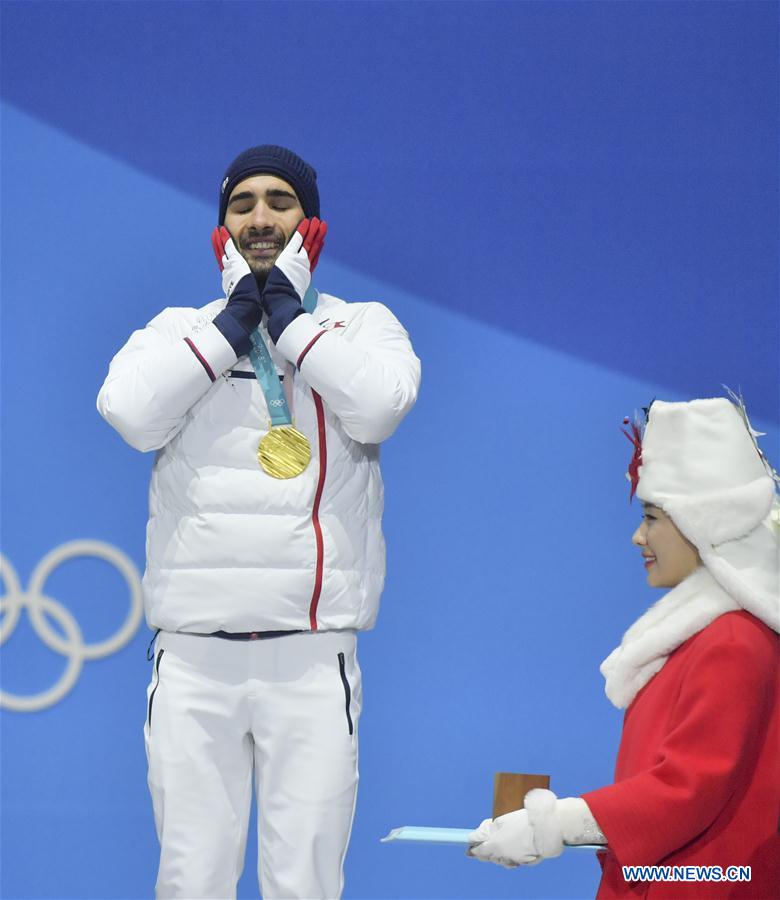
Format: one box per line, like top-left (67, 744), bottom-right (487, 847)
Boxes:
top-left (97, 144), bottom-right (420, 899)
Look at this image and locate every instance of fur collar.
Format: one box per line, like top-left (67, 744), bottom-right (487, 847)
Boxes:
top-left (600, 566), bottom-right (739, 709)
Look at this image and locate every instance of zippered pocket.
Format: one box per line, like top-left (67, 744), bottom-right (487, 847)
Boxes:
top-left (147, 648), bottom-right (165, 729)
top-left (337, 652), bottom-right (354, 736)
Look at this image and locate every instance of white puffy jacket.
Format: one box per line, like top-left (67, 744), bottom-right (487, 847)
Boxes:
top-left (97, 293), bottom-right (420, 633)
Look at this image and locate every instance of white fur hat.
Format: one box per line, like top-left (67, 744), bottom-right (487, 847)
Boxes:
top-left (635, 397), bottom-right (779, 632)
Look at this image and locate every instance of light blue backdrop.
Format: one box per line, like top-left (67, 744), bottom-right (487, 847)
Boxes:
top-left (2, 3), bottom-right (777, 899)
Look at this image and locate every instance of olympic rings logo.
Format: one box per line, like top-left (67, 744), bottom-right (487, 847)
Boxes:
top-left (0, 541), bottom-right (143, 712)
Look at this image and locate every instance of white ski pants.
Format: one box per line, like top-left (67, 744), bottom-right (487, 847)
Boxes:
top-left (144, 630), bottom-right (361, 900)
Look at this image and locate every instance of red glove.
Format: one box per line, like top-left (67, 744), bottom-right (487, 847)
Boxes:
top-left (300, 217), bottom-right (328, 272)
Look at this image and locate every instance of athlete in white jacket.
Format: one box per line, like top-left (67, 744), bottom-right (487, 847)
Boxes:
top-left (97, 145), bottom-right (420, 900)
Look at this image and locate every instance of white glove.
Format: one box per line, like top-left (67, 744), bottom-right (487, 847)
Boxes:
top-left (211, 226), bottom-right (253, 299)
top-left (264, 217), bottom-right (326, 302)
top-left (468, 808), bottom-right (540, 868)
top-left (468, 789), bottom-right (575, 868)
top-left (210, 226), bottom-right (263, 355)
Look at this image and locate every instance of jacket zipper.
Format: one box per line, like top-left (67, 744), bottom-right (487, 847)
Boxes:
top-left (337, 652), bottom-right (354, 735)
top-left (147, 648), bottom-right (165, 729)
top-left (308, 390), bottom-right (328, 630)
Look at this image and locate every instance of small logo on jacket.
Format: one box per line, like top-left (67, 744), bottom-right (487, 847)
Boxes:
top-left (318, 319), bottom-right (347, 331)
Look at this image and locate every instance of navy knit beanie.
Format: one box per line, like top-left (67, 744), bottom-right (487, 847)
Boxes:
top-left (218, 145), bottom-right (320, 224)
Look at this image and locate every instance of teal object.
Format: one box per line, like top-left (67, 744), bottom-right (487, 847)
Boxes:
top-left (247, 287), bottom-right (318, 427)
top-left (381, 826), bottom-right (473, 845)
top-left (381, 825), bottom-right (605, 850)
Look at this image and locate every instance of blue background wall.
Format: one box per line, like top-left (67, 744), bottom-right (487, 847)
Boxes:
top-left (1, 2), bottom-right (777, 898)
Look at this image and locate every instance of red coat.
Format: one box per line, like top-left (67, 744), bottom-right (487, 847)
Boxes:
top-left (583, 611), bottom-right (779, 899)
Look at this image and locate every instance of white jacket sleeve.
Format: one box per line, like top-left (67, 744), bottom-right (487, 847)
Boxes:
top-left (275, 302), bottom-right (420, 444)
top-left (97, 308), bottom-right (238, 452)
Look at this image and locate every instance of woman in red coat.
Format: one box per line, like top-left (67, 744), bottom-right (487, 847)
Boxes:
top-left (469, 397), bottom-right (779, 898)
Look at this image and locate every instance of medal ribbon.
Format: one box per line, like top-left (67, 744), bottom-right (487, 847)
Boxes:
top-left (247, 287), bottom-right (318, 426)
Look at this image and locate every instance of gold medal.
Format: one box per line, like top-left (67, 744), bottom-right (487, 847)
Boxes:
top-left (257, 425), bottom-right (311, 479)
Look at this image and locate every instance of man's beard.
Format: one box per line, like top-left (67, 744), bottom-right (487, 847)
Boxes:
top-left (248, 259), bottom-right (275, 291)
top-left (239, 227), bottom-right (286, 290)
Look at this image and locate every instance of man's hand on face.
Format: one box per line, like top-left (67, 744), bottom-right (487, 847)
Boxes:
top-left (262, 218), bottom-right (328, 344)
top-left (210, 226), bottom-right (263, 355)
top-left (265, 217), bottom-right (327, 300)
top-left (211, 226), bottom-right (255, 298)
